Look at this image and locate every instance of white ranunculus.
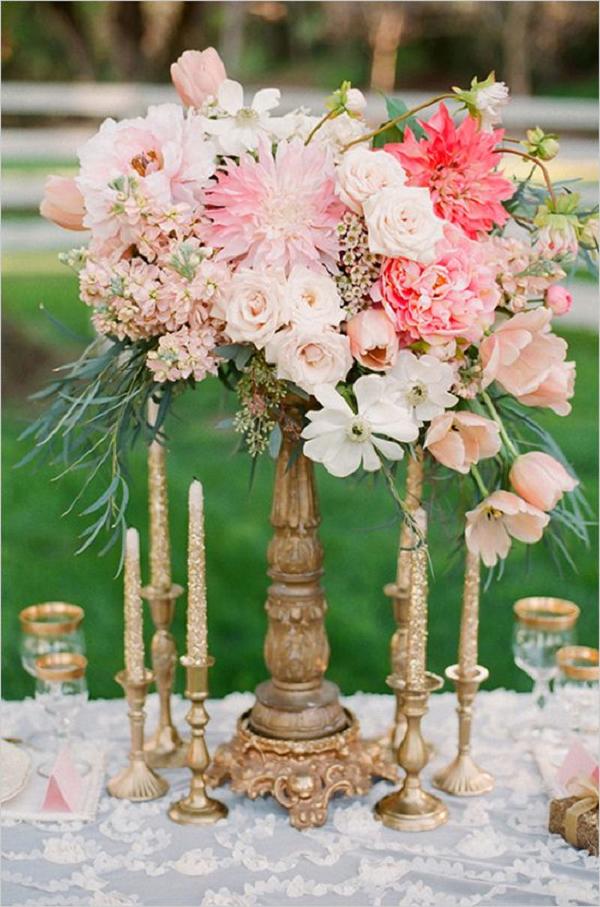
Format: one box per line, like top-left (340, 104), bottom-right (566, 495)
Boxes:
top-left (287, 266), bottom-right (345, 329)
top-left (316, 113), bottom-right (369, 161)
top-left (202, 79), bottom-right (280, 156)
top-left (336, 147), bottom-right (406, 214)
top-left (385, 350), bottom-right (458, 425)
top-left (301, 375), bottom-right (419, 477)
top-left (475, 81), bottom-right (510, 131)
top-left (265, 326), bottom-right (352, 393)
top-left (363, 185), bottom-right (445, 263)
top-left (224, 268), bottom-right (287, 348)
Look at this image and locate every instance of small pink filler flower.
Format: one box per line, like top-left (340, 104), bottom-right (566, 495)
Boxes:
top-left (203, 138), bottom-right (343, 274)
top-left (385, 103), bottom-right (514, 239)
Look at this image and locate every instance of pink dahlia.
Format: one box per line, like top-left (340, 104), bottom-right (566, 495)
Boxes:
top-left (385, 104), bottom-right (514, 239)
top-left (202, 138), bottom-right (343, 274)
top-left (374, 224), bottom-right (500, 347)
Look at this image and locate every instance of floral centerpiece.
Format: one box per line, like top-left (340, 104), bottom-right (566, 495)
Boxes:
top-left (33, 51), bottom-right (595, 572)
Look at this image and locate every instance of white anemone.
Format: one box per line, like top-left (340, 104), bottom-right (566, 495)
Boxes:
top-left (386, 350), bottom-right (458, 425)
top-left (203, 79), bottom-right (280, 156)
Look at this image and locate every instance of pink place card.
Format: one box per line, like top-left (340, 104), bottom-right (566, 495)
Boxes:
top-left (41, 747), bottom-right (83, 813)
top-left (556, 741), bottom-right (599, 794)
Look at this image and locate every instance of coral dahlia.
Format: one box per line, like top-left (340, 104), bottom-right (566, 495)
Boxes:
top-left (202, 138), bottom-right (343, 274)
top-left (385, 104), bottom-right (514, 239)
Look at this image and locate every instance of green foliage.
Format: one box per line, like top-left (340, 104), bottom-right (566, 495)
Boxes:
top-left (372, 96), bottom-right (426, 148)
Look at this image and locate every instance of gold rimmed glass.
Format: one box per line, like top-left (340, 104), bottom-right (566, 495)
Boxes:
top-left (512, 597), bottom-right (579, 737)
top-left (555, 645), bottom-right (599, 737)
top-left (34, 652), bottom-right (90, 778)
top-left (20, 603), bottom-right (86, 678)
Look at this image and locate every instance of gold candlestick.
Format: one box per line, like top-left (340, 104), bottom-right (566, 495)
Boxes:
top-left (168, 657), bottom-right (228, 825)
top-left (433, 547), bottom-right (494, 796)
top-left (384, 449), bottom-right (424, 750)
top-left (432, 664), bottom-right (494, 796)
top-left (107, 668), bottom-right (169, 801)
top-left (375, 671), bottom-right (448, 831)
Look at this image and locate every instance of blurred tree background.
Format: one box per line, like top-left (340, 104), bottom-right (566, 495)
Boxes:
top-left (2, 1), bottom-right (598, 703)
top-left (2, 1), bottom-right (598, 95)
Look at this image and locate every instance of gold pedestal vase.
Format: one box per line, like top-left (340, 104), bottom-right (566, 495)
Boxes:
top-left (433, 664), bottom-right (494, 796)
top-left (206, 413), bottom-right (395, 829)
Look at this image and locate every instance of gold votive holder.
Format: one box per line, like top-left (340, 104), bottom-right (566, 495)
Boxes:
top-left (374, 671), bottom-right (448, 832)
top-left (433, 664), bottom-right (494, 796)
top-left (20, 602), bottom-right (84, 636)
top-left (556, 646), bottom-right (599, 681)
top-left (107, 668), bottom-right (169, 802)
top-left (142, 582), bottom-right (186, 768)
top-left (168, 656), bottom-right (228, 826)
top-left (513, 597), bottom-right (580, 631)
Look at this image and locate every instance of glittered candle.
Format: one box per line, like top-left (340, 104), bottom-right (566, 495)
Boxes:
top-left (124, 527), bottom-right (145, 683)
top-left (458, 547), bottom-right (481, 678)
top-left (148, 399), bottom-right (171, 592)
top-left (186, 480), bottom-right (208, 665)
top-left (395, 449), bottom-right (424, 590)
top-left (405, 508), bottom-right (428, 690)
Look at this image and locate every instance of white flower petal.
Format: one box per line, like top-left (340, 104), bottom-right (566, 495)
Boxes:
top-left (218, 79), bottom-right (244, 115)
top-left (372, 436), bottom-right (405, 462)
top-left (324, 443), bottom-right (363, 477)
top-left (361, 441), bottom-right (382, 472)
top-left (354, 374), bottom-right (386, 415)
top-left (311, 384), bottom-right (353, 415)
top-left (302, 429), bottom-right (346, 462)
top-left (252, 88), bottom-right (281, 114)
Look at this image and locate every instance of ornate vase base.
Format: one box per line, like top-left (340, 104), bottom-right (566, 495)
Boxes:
top-left (206, 709), bottom-right (397, 829)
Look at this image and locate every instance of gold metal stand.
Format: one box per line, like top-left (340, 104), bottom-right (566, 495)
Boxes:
top-left (107, 669), bottom-right (169, 801)
top-left (207, 406), bottom-right (395, 828)
top-left (168, 658), bottom-right (228, 825)
top-left (375, 671), bottom-right (448, 832)
top-left (433, 664), bottom-right (494, 796)
top-left (142, 583), bottom-right (187, 768)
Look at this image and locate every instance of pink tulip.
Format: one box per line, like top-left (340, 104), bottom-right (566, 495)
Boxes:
top-left (39, 176), bottom-right (86, 231)
top-left (347, 307), bottom-right (399, 371)
top-left (170, 48), bottom-right (226, 108)
top-left (424, 411), bottom-right (501, 474)
top-left (546, 285), bottom-right (573, 317)
top-left (466, 490), bottom-right (549, 567)
top-left (480, 308), bottom-right (574, 414)
top-left (510, 451), bottom-right (578, 511)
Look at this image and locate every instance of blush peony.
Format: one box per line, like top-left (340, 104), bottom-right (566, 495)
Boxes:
top-left (374, 224), bottom-right (500, 347)
top-left (385, 103), bottom-right (513, 239)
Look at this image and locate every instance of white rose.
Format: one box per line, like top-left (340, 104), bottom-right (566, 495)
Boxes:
top-left (287, 266), bottom-right (344, 328)
top-left (266, 326), bottom-right (352, 393)
top-left (336, 146), bottom-right (406, 214)
top-left (224, 268), bottom-right (288, 348)
top-left (363, 185), bottom-right (445, 264)
top-left (269, 110), bottom-right (319, 143)
top-left (317, 113), bottom-right (369, 161)
top-left (345, 88), bottom-right (367, 115)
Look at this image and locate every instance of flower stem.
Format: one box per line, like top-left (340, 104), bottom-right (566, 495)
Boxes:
top-left (470, 464), bottom-right (489, 499)
top-left (304, 109), bottom-right (338, 146)
top-left (481, 391), bottom-right (520, 459)
top-left (342, 92), bottom-right (456, 152)
top-left (497, 147), bottom-right (557, 207)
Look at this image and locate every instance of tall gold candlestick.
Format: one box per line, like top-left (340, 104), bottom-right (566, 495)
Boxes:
top-left (186, 480), bottom-right (208, 665)
top-left (168, 657), bottom-right (228, 825)
top-left (405, 509), bottom-right (428, 691)
top-left (124, 528), bottom-right (145, 684)
top-left (147, 399), bottom-right (171, 593)
top-left (433, 547), bottom-right (494, 796)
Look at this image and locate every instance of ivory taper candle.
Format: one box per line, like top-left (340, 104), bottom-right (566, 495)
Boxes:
top-left (405, 508), bottom-right (428, 690)
top-left (458, 548), bottom-right (481, 677)
top-left (148, 399), bottom-right (171, 592)
top-left (124, 527), bottom-right (145, 683)
top-left (396, 449), bottom-right (424, 590)
top-left (186, 480), bottom-right (208, 665)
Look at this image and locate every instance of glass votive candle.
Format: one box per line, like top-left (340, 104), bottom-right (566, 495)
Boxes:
top-left (555, 645), bottom-right (599, 736)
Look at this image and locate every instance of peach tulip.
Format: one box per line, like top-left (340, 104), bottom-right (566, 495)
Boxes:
top-left (480, 308), bottom-right (574, 415)
top-left (509, 451), bottom-right (578, 512)
top-left (347, 307), bottom-right (399, 371)
top-left (170, 48), bottom-right (226, 108)
top-left (39, 176), bottom-right (86, 231)
top-left (424, 411), bottom-right (501, 474)
top-left (465, 490), bottom-right (549, 567)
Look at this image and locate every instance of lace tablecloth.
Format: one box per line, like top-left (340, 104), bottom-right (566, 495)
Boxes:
top-left (2, 691), bottom-right (598, 907)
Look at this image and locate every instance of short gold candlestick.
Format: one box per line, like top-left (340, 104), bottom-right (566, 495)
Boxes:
top-left (168, 657), bottom-right (228, 826)
top-left (433, 664), bottom-right (494, 796)
top-left (375, 671), bottom-right (448, 832)
top-left (107, 669), bottom-right (169, 801)
top-left (142, 583), bottom-right (187, 768)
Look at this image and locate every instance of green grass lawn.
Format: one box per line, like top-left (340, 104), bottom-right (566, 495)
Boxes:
top-left (2, 267), bottom-right (598, 702)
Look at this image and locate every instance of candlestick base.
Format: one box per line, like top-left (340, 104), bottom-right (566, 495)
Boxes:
top-left (432, 664), bottom-right (494, 797)
top-left (374, 672), bottom-right (448, 833)
top-left (107, 670), bottom-right (169, 802)
top-left (168, 792), bottom-right (228, 826)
